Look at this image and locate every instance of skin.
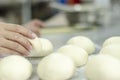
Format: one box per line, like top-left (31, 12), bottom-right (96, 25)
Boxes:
top-left (24, 19), bottom-right (44, 37)
top-left (0, 22), bottom-right (37, 56)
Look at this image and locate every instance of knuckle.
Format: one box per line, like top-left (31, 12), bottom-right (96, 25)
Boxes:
top-left (24, 40), bottom-right (29, 45)
top-left (13, 43), bottom-right (27, 54)
top-left (13, 43), bottom-right (20, 50)
top-left (26, 42), bottom-right (31, 48)
top-left (21, 39), bottom-right (29, 47)
top-left (14, 26), bottom-right (21, 31)
top-left (10, 24), bottom-right (23, 31)
top-left (14, 33), bottom-right (20, 39)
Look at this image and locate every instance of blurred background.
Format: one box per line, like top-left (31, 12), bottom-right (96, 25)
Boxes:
top-left (0, 1), bottom-right (119, 79)
top-left (0, 0), bottom-right (115, 26)
top-left (0, 0), bottom-right (120, 49)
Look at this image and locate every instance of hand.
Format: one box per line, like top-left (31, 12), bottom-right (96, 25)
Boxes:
top-left (24, 19), bottom-right (45, 37)
top-left (0, 22), bottom-right (37, 56)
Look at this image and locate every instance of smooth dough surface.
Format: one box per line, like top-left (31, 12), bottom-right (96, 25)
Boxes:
top-left (0, 55), bottom-right (32, 80)
top-left (85, 54), bottom-right (120, 80)
top-left (103, 36), bottom-right (120, 47)
top-left (57, 45), bottom-right (88, 67)
top-left (67, 36), bottom-right (95, 54)
top-left (100, 44), bottom-right (120, 59)
top-left (29, 38), bottom-right (53, 57)
top-left (38, 38), bottom-right (53, 56)
top-left (29, 38), bottom-right (42, 56)
top-left (37, 53), bottom-right (75, 80)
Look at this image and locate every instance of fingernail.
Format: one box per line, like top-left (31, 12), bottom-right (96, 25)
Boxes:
top-left (31, 33), bottom-right (37, 38)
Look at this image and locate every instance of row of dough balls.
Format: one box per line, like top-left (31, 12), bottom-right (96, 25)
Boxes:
top-left (57, 36), bottom-right (95, 67)
top-left (0, 36), bottom-right (95, 80)
top-left (37, 36), bottom-right (95, 80)
top-left (0, 54), bottom-right (75, 80)
top-left (29, 36), bottom-right (95, 57)
top-left (85, 36), bottom-right (120, 80)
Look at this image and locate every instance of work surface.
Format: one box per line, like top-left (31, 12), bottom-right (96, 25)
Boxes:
top-left (42, 24), bottom-right (120, 50)
top-left (28, 22), bottom-right (120, 80)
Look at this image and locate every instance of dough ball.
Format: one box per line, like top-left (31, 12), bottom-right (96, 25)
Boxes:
top-left (57, 45), bottom-right (88, 67)
top-left (37, 53), bottom-right (75, 80)
top-left (100, 44), bottom-right (120, 60)
top-left (29, 38), bottom-right (53, 57)
top-left (0, 55), bottom-right (32, 80)
top-left (67, 36), bottom-right (95, 55)
top-left (85, 54), bottom-right (120, 80)
top-left (103, 36), bottom-right (120, 47)
top-left (39, 38), bottom-right (53, 56)
top-left (28, 38), bottom-right (42, 56)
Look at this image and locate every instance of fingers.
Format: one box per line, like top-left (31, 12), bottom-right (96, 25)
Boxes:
top-left (33, 19), bottom-right (45, 28)
top-left (30, 26), bottom-right (40, 34)
top-left (3, 31), bottom-right (32, 51)
top-left (0, 22), bottom-right (36, 56)
top-left (23, 19), bottom-right (44, 37)
top-left (4, 23), bottom-right (37, 39)
top-left (0, 47), bottom-right (20, 56)
top-left (0, 38), bottom-right (29, 55)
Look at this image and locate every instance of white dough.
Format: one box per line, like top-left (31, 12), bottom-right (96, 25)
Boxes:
top-left (85, 54), bottom-right (120, 80)
top-left (29, 38), bottom-right (53, 57)
top-left (0, 55), bottom-right (32, 80)
top-left (38, 38), bottom-right (53, 56)
top-left (67, 36), bottom-right (95, 54)
top-left (29, 38), bottom-right (42, 56)
top-left (57, 45), bottom-right (88, 67)
top-left (37, 53), bottom-right (75, 80)
top-left (100, 44), bottom-right (120, 60)
top-left (103, 36), bottom-right (120, 47)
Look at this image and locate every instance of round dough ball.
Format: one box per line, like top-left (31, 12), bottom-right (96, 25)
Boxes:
top-left (103, 36), bottom-right (120, 47)
top-left (100, 44), bottom-right (120, 60)
top-left (28, 38), bottom-right (42, 56)
top-left (0, 55), bottom-right (32, 80)
top-left (39, 38), bottom-right (53, 56)
top-left (67, 36), bottom-right (95, 55)
top-left (85, 54), bottom-right (120, 80)
top-left (37, 53), bottom-right (75, 80)
top-left (57, 45), bottom-right (88, 67)
top-left (29, 38), bottom-right (53, 57)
